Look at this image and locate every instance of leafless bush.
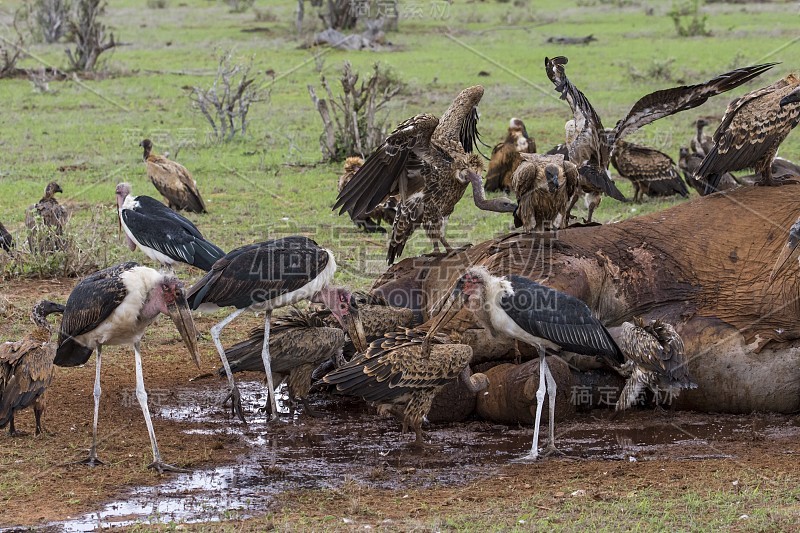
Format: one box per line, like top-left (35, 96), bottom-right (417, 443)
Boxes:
top-left (28, 67), bottom-right (54, 93)
top-left (626, 58), bottom-right (676, 83)
top-left (307, 61), bottom-right (402, 162)
top-left (254, 7), bottom-right (277, 21)
top-left (0, 13), bottom-right (27, 78)
top-left (146, 0), bottom-right (168, 8)
top-left (65, 0), bottom-right (117, 71)
top-left (296, 0), bottom-right (358, 33)
top-left (27, 0), bottom-right (71, 43)
top-left (189, 50), bottom-right (269, 142)
top-left (225, 0), bottom-right (254, 13)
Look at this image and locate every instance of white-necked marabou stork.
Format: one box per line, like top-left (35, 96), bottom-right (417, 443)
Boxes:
top-left (186, 236), bottom-right (352, 423)
top-left (115, 183), bottom-right (224, 271)
top-left (54, 262), bottom-right (201, 473)
top-left (432, 266), bottom-right (624, 460)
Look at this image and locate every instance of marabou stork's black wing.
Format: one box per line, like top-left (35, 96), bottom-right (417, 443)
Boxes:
top-left (333, 114), bottom-right (439, 219)
top-left (611, 63), bottom-right (777, 144)
top-left (54, 262), bottom-right (138, 367)
top-left (322, 329), bottom-right (466, 403)
top-left (501, 275), bottom-right (624, 365)
top-left (186, 236), bottom-right (330, 310)
top-left (122, 196), bottom-right (225, 271)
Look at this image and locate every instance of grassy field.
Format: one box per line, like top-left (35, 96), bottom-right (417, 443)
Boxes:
top-left (1, 0), bottom-right (800, 529)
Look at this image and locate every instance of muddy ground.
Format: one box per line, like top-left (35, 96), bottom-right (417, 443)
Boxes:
top-left (1, 280), bottom-right (799, 530)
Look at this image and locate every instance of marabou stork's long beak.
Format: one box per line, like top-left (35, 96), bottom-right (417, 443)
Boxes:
top-left (166, 289), bottom-right (202, 368)
top-left (770, 239), bottom-right (800, 282)
top-left (425, 281), bottom-right (466, 340)
top-left (342, 304), bottom-right (369, 354)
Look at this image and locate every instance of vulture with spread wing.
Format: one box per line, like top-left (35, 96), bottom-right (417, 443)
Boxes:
top-left (140, 139), bottom-right (207, 213)
top-left (337, 156), bottom-right (397, 233)
top-left (610, 139), bottom-right (689, 202)
top-left (696, 75), bottom-right (800, 194)
top-left (333, 86), bottom-right (515, 265)
top-left (544, 56), bottom-right (776, 219)
top-left (484, 117), bottom-right (537, 193)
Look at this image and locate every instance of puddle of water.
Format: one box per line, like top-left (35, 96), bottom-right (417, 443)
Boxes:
top-left (50, 382), bottom-right (800, 530)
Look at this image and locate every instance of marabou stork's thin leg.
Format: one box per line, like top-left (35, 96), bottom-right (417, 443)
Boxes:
top-left (259, 310), bottom-right (279, 420)
top-left (519, 345), bottom-right (547, 462)
top-left (133, 342), bottom-right (188, 474)
top-left (209, 307), bottom-right (247, 423)
top-left (79, 346), bottom-right (104, 466)
top-left (541, 357), bottom-right (563, 457)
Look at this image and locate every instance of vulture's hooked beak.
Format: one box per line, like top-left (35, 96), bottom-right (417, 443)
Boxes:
top-left (342, 303), bottom-right (369, 354)
top-left (167, 289), bottom-right (202, 368)
top-left (425, 281), bottom-right (466, 340)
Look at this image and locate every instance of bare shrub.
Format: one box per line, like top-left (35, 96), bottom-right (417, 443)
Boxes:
top-left (28, 67), bottom-right (54, 93)
top-left (27, 0), bottom-right (71, 43)
top-left (296, 0), bottom-right (358, 32)
top-left (225, 0), bottom-right (254, 13)
top-left (626, 58), bottom-right (676, 82)
top-left (307, 61), bottom-right (402, 162)
top-left (65, 0), bottom-right (117, 71)
top-left (668, 0), bottom-right (711, 37)
top-left (189, 50), bottom-right (269, 142)
top-left (0, 12), bottom-right (27, 78)
top-left (146, 0), bottom-right (168, 8)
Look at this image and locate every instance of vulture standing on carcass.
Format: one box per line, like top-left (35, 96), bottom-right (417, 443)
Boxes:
top-left (609, 139), bottom-right (689, 202)
top-left (697, 75), bottom-right (800, 194)
top-left (690, 118), bottom-right (714, 157)
top-left (678, 147), bottom-right (738, 195)
top-left (434, 267), bottom-right (624, 460)
top-left (115, 183), bottom-right (224, 271)
top-left (0, 300), bottom-right (65, 436)
top-left (25, 181), bottom-right (68, 253)
top-left (510, 152), bottom-right (579, 231)
top-left (484, 117), bottom-right (537, 193)
top-left (608, 318), bottom-right (697, 411)
top-left (333, 86), bottom-right (516, 265)
top-left (140, 138), bottom-right (207, 213)
top-left (187, 236), bottom-right (353, 423)
top-left (544, 56), bottom-right (776, 220)
top-left (337, 156), bottom-right (397, 233)
top-left (54, 262), bottom-right (201, 473)
top-left (222, 309), bottom-right (345, 416)
top-left (0, 221), bottom-right (13, 252)
top-left (322, 327), bottom-right (488, 447)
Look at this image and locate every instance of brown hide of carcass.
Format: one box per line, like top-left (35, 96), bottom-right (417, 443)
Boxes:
top-left (373, 186), bottom-right (800, 414)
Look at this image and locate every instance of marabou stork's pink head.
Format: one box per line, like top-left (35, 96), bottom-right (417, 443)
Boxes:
top-left (426, 267), bottom-right (494, 337)
top-left (150, 275), bottom-right (202, 369)
top-left (115, 182), bottom-right (131, 209)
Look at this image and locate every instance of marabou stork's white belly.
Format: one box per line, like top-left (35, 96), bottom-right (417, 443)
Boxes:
top-left (74, 266), bottom-right (163, 349)
top-left (119, 208), bottom-right (176, 267)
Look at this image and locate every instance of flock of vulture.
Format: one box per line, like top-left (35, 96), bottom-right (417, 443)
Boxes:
top-left (1, 56), bottom-right (800, 470)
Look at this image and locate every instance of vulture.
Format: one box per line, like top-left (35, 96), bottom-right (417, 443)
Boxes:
top-left (322, 328), bottom-right (488, 447)
top-left (0, 221), bottom-right (12, 252)
top-left (697, 75), bottom-right (800, 194)
top-left (544, 56), bottom-right (775, 220)
top-left (25, 181), bottom-right (68, 253)
top-left (115, 183), bottom-right (224, 271)
top-left (333, 86), bottom-right (516, 265)
top-left (222, 309), bottom-right (345, 416)
top-left (484, 117), bottom-right (537, 193)
top-left (1, 300), bottom-right (65, 436)
top-left (678, 147), bottom-right (738, 195)
top-left (337, 156), bottom-right (397, 233)
top-left (609, 318), bottom-right (697, 411)
top-left (510, 153), bottom-right (579, 231)
top-left (610, 139), bottom-right (689, 202)
top-left (690, 118), bottom-right (714, 157)
top-left (770, 214), bottom-right (800, 281)
top-left (140, 138), bottom-right (207, 213)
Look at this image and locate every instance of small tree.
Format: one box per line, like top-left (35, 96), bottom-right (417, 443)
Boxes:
top-left (65, 0), bottom-right (117, 71)
top-left (308, 61), bottom-right (402, 162)
top-left (27, 0), bottom-right (71, 43)
top-left (189, 50), bottom-right (268, 142)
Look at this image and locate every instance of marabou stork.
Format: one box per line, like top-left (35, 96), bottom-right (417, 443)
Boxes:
top-left (1, 300), bottom-right (65, 436)
top-left (115, 183), bottom-right (224, 271)
top-left (54, 262), bottom-right (201, 473)
top-left (433, 267), bottom-right (624, 460)
top-left (186, 236), bottom-right (352, 423)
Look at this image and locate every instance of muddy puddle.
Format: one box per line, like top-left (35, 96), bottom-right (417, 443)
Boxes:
top-left (49, 380), bottom-right (800, 531)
